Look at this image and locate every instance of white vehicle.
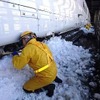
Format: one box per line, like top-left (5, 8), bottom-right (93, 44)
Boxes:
top-left (0, 0), bottom-right (90, 52)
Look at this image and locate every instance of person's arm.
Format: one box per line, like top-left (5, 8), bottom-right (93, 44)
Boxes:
top-left (12, 45), bottom-right (32, 70)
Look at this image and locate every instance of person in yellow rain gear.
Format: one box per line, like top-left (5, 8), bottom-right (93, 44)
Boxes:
top-left (12, 31), bottom-right (62, 97)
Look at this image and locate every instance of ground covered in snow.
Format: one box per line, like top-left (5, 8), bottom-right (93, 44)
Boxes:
top-left (0, 36), bottom-right (95, 100)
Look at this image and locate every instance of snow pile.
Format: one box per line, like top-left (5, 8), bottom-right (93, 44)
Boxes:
top-left (0, 36), bottom-right (94, 100)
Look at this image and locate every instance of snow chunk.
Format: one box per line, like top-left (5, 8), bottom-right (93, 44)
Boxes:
top-left (94, 93), bottom-right (100, 100)
top-left (89, 82), bottom-right (97, 88)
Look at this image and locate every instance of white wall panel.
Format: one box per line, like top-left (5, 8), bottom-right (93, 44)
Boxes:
top-left (38, 11), bottom-right (52, 36)
top-left (18, 17), bottom-right (38, 37)
top-left (19, 0), bottom-right (36, 8)
top-left (0, 0), bottom-right (90, 46)
top-left (1, 0), bottom-right (20, 4)
top-left (20, 6), bottom-right (37, 18)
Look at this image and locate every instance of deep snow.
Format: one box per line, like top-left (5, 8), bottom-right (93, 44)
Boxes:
top-left (0, 36), bottom-right (95, 100)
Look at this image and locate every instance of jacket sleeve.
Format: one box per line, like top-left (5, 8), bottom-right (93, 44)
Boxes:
top-left (12, 45), bottom-right (32, 70)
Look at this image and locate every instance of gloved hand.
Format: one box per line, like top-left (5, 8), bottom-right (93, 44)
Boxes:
top-left (12, 51), bottom-right (18, 56)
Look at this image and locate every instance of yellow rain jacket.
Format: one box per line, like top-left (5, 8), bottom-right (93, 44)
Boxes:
top-left (12, 38), bottom-right (57, 91)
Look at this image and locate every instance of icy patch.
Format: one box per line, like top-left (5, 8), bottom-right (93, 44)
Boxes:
top-left (0, 36), bottom-right (94, 100)
top-left (80, 26), bottom-right (95, 35)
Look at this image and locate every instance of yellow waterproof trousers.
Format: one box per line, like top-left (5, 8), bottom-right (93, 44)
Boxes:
top-left (23, 75), bottom-right (56, 91)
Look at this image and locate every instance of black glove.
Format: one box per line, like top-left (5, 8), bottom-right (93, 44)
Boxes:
top-left (12, 51), bottom-right (18, 56)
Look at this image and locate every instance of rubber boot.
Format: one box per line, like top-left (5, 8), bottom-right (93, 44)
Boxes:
top-left (43, 84), bottom-right (55, 97)
top-left (54, 76), bottom-right (62, 83)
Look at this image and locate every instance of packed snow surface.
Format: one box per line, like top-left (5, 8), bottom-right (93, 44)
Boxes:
top-left (0, 37), bottom-right (94, 100)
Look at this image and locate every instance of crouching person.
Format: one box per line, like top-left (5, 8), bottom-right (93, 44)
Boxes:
top-left (12, 31), bottom-right (62, 97)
